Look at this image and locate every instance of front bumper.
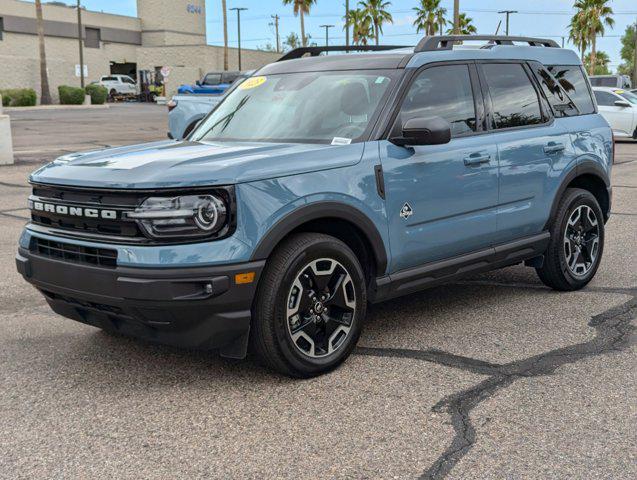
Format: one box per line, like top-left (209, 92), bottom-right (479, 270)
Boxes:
top-left (16, 247), bottom-right (264, 358)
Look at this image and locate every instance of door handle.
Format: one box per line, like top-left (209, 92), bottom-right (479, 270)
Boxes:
top-left (463, 153), bottom-right (491, 166)
top-left (544, 142), bottom-right (565, 154)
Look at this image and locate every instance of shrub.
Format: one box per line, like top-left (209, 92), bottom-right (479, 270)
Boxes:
top-left (0, 88), bottom-right (37, 107)
top-left (58, 85), bottom-right (85, 105)
top-left (85, 84), bottom-right (108, 105)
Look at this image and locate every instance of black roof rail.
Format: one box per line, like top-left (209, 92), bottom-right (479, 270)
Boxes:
top-left (278, 45), bottom-right (410, 62)
top-left (415, 35), bottom-right (560, 52)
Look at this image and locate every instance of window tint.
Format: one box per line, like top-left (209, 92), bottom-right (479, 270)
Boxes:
top-left (102, 76), bottom-right (117, 82)
top-left (594, 90), bottom-right (620, 107)
top-left (122, 77), bottom-right (136, 84)
top-left (400, 64), bottom-right (477, 136)
top-left (85, 27), bottom-right (100, 48)
top-left (533, 65), bottom-right (578, 117)
top-left (482, 63), bottom-right (543, 129)
top-left (547, 65), bottom-right (595, 114)
top-left (203, 74), bottom-right (222, 85)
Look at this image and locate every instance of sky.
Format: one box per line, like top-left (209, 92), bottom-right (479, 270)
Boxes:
top-left (41, 0), bottom-right (637, 72)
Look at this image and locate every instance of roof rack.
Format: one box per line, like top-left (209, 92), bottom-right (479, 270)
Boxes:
top-left (278, 45), bottom-right (409, 62)
top-left (415, 35), bottom-right (560, 52)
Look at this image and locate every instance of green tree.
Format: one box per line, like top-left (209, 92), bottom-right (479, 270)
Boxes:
top-left (282, 0), bottom-right (317, 48)
top-left (572, 0), bottom-right (614, 75)
top-left (358, 0), bottom-right (393, 46)
top-left (617, 24), bottom-right (636, 82)
top-left (569, 10), bottom-right (589, 61)
top-left (346, 8), bottom-right (373, 45)
top-left (584, 50), bottom-right (611, 74)
top-left (282, 32), bottom-right (312, 51)
top-left (412, 0), bottom-right (446, 36)
top-left (446, 12), bottom-right (476, 35)
top-left (434, 6), bottom-right (448, 34)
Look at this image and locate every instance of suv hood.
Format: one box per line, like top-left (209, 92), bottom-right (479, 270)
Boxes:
top-left (30, 140), bottom-right (365, 189)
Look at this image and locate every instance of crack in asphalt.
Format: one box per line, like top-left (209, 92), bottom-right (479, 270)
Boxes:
top-left (356, 284), bottom-right (636, 480)
top-left (0, 181), bottom-right (29, 189)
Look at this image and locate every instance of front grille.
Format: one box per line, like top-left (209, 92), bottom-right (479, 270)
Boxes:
top-left (29, 184), bottom-right (146, 241)
top-left (32, 237), bottom-right (118, 268)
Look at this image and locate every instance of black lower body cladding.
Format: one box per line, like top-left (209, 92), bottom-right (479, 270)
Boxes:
top-left (16, 247), bottom-right (264, 358)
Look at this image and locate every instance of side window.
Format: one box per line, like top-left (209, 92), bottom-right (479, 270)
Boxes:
top-left (482, 63), bottom-right (543, 129)
top-left (531, 64), bottom-right (578, 117)
top-left (0, 17), bottom-right (4, 41)
top-left (399, 64), bottom-right (477, 136)
top-left (203, 74), bottom-right (222, 86)
top-left (594, 90), bottom-right (619, 107)
top-left (547, 65), bottom-right (595, 114)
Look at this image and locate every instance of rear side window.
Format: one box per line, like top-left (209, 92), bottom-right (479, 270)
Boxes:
top-left (531, 64), bottom-right (578, 117)
top-left (482, 63), bottom-right (543, 129)
top-left (547, 65), bottom-right (595, 114)
top-left (102, 77), bottom-right (117, 82)
top-left (400, 64), bottom-right (477, 136)
top-left (593, 90), bottom-right (619, 107)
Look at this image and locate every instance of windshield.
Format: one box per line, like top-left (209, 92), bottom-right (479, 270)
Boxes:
top-left (618, 91), bottom-right (637, 105)
top-left (192, 70), bottom-right (397, 144)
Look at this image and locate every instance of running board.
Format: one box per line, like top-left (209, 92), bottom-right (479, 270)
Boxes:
top-left (371, 232), bottom-right (550, 303)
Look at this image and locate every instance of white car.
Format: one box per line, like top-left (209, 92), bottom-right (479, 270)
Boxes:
top-left (592, 87), bottom-right (637, 139)
top-left (97, 75), bottom-right (137, 98)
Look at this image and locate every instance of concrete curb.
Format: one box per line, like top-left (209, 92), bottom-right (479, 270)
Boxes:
top-left (4, 104), bottom-right (110, 112)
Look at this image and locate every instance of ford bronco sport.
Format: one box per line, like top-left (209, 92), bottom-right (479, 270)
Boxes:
top-left (17, 36), bottom-right (613, 377)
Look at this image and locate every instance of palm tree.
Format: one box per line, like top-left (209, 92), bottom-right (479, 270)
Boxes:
top-left (572, 0), bottom-right (614, 75)
top-left (359, 0), bottom-right (393, 46)
top-left (283, 0), bottom-right (317, 47)
top-left (412, 0), bottom-right (442, 36)
top-left (35, 0), bottom-right (51, 104)
top-left (584, 50), bottom-right (611, 74)
top-left (434, 7), bottom-right (447, 34)
top-left (569, 12), bottom-right (589, 61)
top-left (453, 0), bottom-right (459, 34)
top-left (446, 13), bottom-right (476, 35)
top-left (347, 8), bottom-right (373, 46)
top-left (221, 0), bottom-right (228, 70)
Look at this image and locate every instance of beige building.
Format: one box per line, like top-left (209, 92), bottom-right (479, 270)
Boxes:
top-left (0, 0), bottom-right (280, 102)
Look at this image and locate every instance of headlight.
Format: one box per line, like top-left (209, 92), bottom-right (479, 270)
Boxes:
top-left (127, 194), bottom-right (228, 239)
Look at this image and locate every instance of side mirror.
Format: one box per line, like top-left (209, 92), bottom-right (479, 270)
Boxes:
top-left (390, 116), bottom-right (452, 147)
top-left (614, 100), bottom-right (631, 108)
top-left (195, 80), bottom-right (201, 86)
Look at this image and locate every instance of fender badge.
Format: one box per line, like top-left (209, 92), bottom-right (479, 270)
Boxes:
top-left (400, 203), bottom-right (413, 219)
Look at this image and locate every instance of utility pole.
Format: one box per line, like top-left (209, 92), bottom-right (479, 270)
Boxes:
top-left (561, 36), bottom-right (565, 48)
top-left (497, 10), bottom-right (517, 36)
top-left (320, 24), bottom-right (334, 48)
top-left (271, 15), bottom-right (281, 53)
top-left (453, 0), bottom-right (460, 35)
top-left (345, 0), bottom-right (350, 48)
top-left (230, 7), bottom-right (247, 70)
top-left (76, 0), bottom-right (85, 89)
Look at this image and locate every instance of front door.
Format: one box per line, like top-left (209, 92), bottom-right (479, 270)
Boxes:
top-left (380, 63), bottom-right (498, 273)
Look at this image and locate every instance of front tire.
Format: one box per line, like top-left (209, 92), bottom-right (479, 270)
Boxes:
top-left (252, 233), bottom-right (367, 377)
top-left (536, 188), bottom-right (604, 291)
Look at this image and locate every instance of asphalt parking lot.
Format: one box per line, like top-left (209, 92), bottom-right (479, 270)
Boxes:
top-left (0, 105), bottom-right (635, 479)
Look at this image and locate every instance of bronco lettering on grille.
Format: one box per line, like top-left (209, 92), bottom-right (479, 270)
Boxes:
top-left (29, 200), bottom-right (117, 220)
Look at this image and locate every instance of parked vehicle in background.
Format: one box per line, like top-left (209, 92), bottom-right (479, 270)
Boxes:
top-left (589, 74), bottom-right (632, 89)
top-left (178, 71), bottom-right (247, 95)
top-left (96, 75), bottom-right (138, 99)
top-left (592, 87), bottom-right (637, 139)
top-left (17, 37), bottom-right (613, 377)
top-left (167, 94), bottom-right (224, 140)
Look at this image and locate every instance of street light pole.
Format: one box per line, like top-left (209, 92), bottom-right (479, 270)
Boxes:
top-left (76, 0), bottom-right (85, 89)
top-left (271, 14), bottom-right (281, 53)
top-left (497, 10), bottom-right (517, 36)
top-left (320, 24), bottom-right (334, 49)
top-left (230, 7), bottom-right (247, 70)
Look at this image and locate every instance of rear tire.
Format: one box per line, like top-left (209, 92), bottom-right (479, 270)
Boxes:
top-left (536, 188), bottom-right (604, 291)
top-left (252, 233), bottom-right (366, 377)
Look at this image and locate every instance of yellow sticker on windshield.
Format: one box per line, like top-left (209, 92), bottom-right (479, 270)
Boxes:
top-left (240, 76), bottom-right (267, 90)
top-left (614, 89), bottom-right (625, 94)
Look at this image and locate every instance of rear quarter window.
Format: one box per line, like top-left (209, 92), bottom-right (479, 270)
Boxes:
top-left (547, 65), bottom-right (595, 115)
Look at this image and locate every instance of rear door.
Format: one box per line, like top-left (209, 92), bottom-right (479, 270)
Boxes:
top-left (379, 62), bottom-right (499, 272)
top-left (594, 90), bottom-right (634, 136)
top-left (477, 62), bottom-right (573, 243)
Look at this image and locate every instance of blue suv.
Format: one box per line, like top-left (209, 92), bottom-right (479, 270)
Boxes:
top-left (16, 36), bottom-right (613, 377)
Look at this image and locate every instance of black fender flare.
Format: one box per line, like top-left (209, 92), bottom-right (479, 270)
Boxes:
top-left (251, 202), bottom-right (388, 275)
top-left (545, 159), bottom-right (611, 228)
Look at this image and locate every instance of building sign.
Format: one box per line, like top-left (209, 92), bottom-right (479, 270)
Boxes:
top-left (186, 3), bottom-right (202, 14)
top-left (75, 64), bottom-right (88, 77)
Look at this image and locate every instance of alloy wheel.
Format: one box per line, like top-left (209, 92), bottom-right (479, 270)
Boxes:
top-left (563, 204), bottom-right (600, 277)
top-left (286, 258), bottom-right (357, 358)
